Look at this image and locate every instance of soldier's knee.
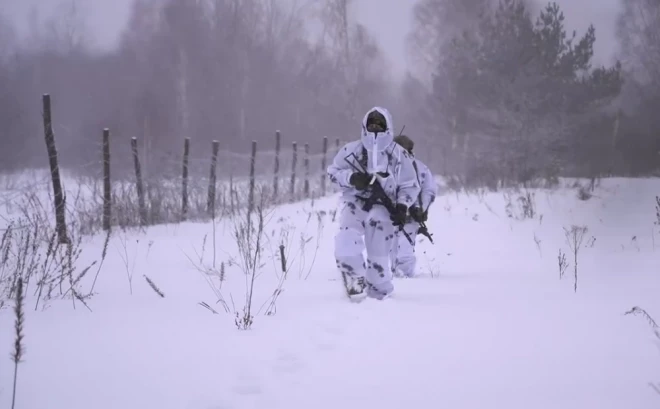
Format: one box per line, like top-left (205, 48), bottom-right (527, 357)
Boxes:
top-left (335, 228), bottom-right (363, 257)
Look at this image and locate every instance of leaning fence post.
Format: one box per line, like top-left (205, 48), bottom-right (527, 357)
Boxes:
top-left (131, 137), bottom-right (147, 226)
top-left (181, 137), bottom-right (190, 220)
top-left (303, 143), bottom-right (310, 198)
top-left (207, 140), bottom-right (220, 218)
top-left (102, 128), bottom-right (111, 231)
top-left (273, 130), bottom-right (280, 201)
top-left (41, 94), bottom-right (69, 244)
top-left (290, 142), bottom-right (297, 201)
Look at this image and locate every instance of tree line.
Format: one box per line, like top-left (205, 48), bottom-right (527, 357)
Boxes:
top-left (0, 0), bottom-right (392, 175)
top-left (0, 0), bottom-right (658, 184)
top-left (404, 0), bottom-right (660, 185)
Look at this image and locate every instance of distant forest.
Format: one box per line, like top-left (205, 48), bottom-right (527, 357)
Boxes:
top-left (0, 0), bottom-right (658, 184)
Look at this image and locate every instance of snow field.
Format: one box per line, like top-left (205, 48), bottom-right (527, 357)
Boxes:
top-left (0, 175), bottom-right (659, 409)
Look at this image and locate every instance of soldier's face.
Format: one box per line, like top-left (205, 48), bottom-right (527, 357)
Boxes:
top-left (366, 122), bottom-right (386, 133)
top-left (366, 110), bottom-right (387, 133)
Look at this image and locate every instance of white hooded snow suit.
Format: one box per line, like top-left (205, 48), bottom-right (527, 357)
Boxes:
top-left (390, 157), bottom-right (437, 278)
top-left (327, 107), bottom-right (420, 299)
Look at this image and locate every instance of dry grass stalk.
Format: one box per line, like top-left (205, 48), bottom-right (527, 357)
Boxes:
top-left (11, 276), bottom-right (25, 409)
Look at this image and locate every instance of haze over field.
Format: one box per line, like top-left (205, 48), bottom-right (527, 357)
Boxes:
top-left (3, 0), bottom-right (621, 77)
top-left (0, 1), bottom-right (659, 408)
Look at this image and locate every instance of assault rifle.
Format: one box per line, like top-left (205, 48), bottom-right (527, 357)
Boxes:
top-left (343, 153), bottom-right (414, 245)
top-left (416, 215), bottom-right (434, 244)
top-left (410, 154), bottom-right (434, 244)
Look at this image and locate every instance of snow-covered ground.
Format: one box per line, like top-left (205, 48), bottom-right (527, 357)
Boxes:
top-left (1, 176), bottom-right (659, 409)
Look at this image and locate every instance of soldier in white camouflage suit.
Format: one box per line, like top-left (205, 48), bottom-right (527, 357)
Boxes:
top-left (390, 135), bottom-right (437, 278)
top-left (327, 107), bottom-right (420, 300)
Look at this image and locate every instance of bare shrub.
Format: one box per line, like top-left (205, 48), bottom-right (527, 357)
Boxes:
top-left (1, 215), bottom-right (97, 312)
top-left (558, 249), bottom-right (568, 279)
top-left (229, 185), bottom-right (275, 330)
top-left (563, 225), bottom-right (588, 292)
top-left (71, 176), bottom-right (213, 234)
top-left (422, 251), bottom-right (441, 278)
top-left (655, 196), bottom-right (659, 226)
top-left (300, 211), bottom-right (326, 280)
top-left (88, 229), bottom-right (111, 295)
top-left (577, 185), bottom-right (592, 201)
top-left (260, 244), bottom-right (287, 316)
top-left (624, 306), bottom-right (660, 395)
top-left (251, 205), bottom-right (327, 316)
top-left (504, 190), bottom-right (536, 220)
top-left (116, 233), bottom-right (138, 295)
top-left (0, 189), bottom-right (109, 308)
top-left (269, 207), bottom-right (326, 280)
top-left (183, 234), bottom-right (230, 314)
top-left (61, 173), bottom-right (223, 235)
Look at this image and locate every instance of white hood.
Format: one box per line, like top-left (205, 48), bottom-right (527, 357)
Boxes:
top-left (360, 106), bottom-right (394, 173)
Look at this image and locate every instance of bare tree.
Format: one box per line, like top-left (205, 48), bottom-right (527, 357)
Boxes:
top-left (0, 13), bottom-right (16, 60)
top-left (615, 0), bottom-right (660, 174)
top-left (32, 0), bottom-right (96, 54)
top-left (617, 0), bottom-right (660, 89)
top-left (407, 0), bottom-right (493, 83)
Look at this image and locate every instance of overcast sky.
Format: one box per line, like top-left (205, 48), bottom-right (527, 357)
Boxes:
top-left (2, 0), bottom-right (621, 77)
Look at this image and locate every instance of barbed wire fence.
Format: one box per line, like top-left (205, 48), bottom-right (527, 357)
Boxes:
top-left (0, 95), bottom-right (346, 235)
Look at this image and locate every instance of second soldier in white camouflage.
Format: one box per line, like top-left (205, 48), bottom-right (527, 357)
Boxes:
top-left (390, 135), bottom-right (437, 278)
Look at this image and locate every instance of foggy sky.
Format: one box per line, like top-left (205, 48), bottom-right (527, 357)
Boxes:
top-left (2, 0), bottom-right (621, 78)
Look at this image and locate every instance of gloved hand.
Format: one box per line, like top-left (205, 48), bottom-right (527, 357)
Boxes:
top-left (349, 172), bottom-right (371, 190)
top-left (390, 203), bottom-right (408, 227)
top-left (409, 206), bottom-right (427, 223)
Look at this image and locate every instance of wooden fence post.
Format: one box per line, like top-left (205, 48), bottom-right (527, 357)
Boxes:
top-left (303, 143), bottom-right (310, 198)
top-left (181, 137), bottom-right (190, 220)
top-left (41, 94), bottom-right (69, 244)
top-left (229, 174), bottom-right (235, 214)
top-left (290, 142), bottom-right (297, 201)
top-left (102, 128), bottom-right (111, 231)
top-left (320, 136), bottom-right (328, 196)
top-left (131, 137), bottom-right (147, 226)
top-left (248, 140), bottom-right (257, 231)
top-left (207, 140), bottom-right (219, 217)
top-left (273, 130), bottom-right (280, 201)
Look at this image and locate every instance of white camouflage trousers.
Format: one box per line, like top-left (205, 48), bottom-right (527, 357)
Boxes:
top-left (390, 221), bottom-right (419, 278)
top-left (334, 197), bottom-right (395, 298)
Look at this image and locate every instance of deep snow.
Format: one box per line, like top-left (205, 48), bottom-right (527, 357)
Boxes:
top-left (1, 176), bottom-right (659, 409)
